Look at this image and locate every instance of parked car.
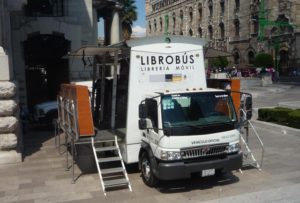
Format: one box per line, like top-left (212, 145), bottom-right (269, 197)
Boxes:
top-left (33, 101), bottom-right (58, 124)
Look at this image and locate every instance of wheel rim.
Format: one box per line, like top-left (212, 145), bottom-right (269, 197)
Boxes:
top-left (142, 158), bottom-right (151, 181)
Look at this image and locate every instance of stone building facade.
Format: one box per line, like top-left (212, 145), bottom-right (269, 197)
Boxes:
top-left (146, 0), bottom-right (300, 72)
top-left (0, 0), bottom-right (123, 164)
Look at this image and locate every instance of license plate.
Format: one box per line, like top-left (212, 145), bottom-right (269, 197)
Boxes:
top-left (202, 169), bottom-right (215, 177)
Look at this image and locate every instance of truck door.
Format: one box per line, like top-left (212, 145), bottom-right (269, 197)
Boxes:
top-left (145, 99), bottom-right (160, 148)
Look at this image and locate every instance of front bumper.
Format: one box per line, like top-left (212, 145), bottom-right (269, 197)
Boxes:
top-left (154, 152), bottom-right (242, 180)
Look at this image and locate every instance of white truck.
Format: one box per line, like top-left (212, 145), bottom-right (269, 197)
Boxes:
top-left (104, 36), bottom-right (249, 186)
top-left (63, 36), bottom-right (252, 189)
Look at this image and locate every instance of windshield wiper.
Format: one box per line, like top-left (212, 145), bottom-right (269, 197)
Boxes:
top-left (206, 121), bottom-right (235, 127)
top-left (185, 124), bottom-right (205, 129)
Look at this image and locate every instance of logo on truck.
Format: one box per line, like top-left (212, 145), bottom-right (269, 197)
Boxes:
top-left (140, 55), bottom-right (195, 65)
top-left (191, 139), bottom-right (220, 145)
top-left (139, 54), bottom-right (196, 73)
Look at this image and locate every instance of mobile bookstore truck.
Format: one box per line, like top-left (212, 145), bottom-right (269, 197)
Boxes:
top-left (58, 36), bottom-right (253, 194)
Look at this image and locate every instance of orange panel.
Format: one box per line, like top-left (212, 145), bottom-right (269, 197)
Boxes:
top-left (75, 85), bottom-right (95, 137)
top-left (59, 84), bottom-right (94, 138)
top-left (230, 79), bottom-right (241, 114)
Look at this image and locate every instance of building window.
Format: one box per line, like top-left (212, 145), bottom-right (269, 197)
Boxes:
top-left (252, 15), bottom-right (259, 33)
top-left (180, 30), bottom-right (183, 35)
top-left (234, 19), bottom-right (240, 37)
top-left (208, 0), bottom-right (213, 17)
top-left (165, 15), bottom-right (169, 33)
top-left (189, 7), bottom-right (193, 22)
top-left (198, 3), bottom-right (202, 22)
top-left (219, 22), bottom-right (225, 40)
top-left (180, 10), bottom-right (184, 22)
top-left (220, 0), bottom-right (225, 16)
top-left (148, 21), bottom-right (152, 33)
top-left (248, 51), bottom-right (255, 64)
top-left (235, 0), bottom-right (240, 12)
top-left (25, 0), bottom-right (64, 17)
top-left (208, 25), bottom-right (213, 40)
top-left (172, 12), bottom-right (176, 29)
top-left (198, 27), bottom-right (202, 38)
top-left (234, 52), bottom-right (240, 64)
top-left (159, 17), bottom-right (163, 32)
top-left (189, 28), bottom-right (193, 36)
top-left (154, 19), bottom-right (157, 32)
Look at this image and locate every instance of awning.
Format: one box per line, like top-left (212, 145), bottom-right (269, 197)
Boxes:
top-left (65, 46), bottom-right (123, 58)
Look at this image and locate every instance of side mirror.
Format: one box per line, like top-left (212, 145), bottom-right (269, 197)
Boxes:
top-left (138, 119), bottom-right (147, 130)
top-left (241, 93), bottom-right (252, 120)
top-left (139, 103), bottom-right (147, 119)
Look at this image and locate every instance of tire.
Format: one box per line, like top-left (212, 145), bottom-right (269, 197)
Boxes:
top-left (140, 152), bottom-right (158, 187)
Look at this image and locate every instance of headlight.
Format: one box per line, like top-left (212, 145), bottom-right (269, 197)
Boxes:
top-left (226, 143), bottom-right (240, 153)
top-left (160, 150), bottom-right (182, 161)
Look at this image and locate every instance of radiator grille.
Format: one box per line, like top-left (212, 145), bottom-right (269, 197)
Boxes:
top-left (180, 144), bottom-right (228, 159)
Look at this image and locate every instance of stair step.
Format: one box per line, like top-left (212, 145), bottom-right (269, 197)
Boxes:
top-left (98, 156), bottom-right (121, 163)
top-left (95, 146), bottom-right (118, 152)
top-left (101, 167), bottom-right (124, 174)
top-left (103, 178), bottom-right (128, 188)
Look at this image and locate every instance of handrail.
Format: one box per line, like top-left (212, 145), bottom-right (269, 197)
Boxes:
top-left (240, 108), bottom-right (265, 169)
top-left (247, 119), bottom-right (265, 168)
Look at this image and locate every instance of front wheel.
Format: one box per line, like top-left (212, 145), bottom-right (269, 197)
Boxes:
top-left (140, 152), bottom-right (158, 187)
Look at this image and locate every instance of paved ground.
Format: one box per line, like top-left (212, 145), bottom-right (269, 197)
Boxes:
top-left (0, 83), bottom-right (300, 203)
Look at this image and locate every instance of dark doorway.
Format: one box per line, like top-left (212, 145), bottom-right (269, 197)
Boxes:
top-left (279, 50), bottom-right (289, 74)
top-left (23, 34), bottom-right (70, 110)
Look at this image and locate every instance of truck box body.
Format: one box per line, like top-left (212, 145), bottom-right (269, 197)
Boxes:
top-left (124, 37), bottom-right (207, 163)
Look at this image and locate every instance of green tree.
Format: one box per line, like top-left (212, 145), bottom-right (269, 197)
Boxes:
top-left (254, 53), bottom-right (274, 68)
top-left (120, 0), bottom-right (137, 40)
top-left (209, 56), bottom-right (229, 68)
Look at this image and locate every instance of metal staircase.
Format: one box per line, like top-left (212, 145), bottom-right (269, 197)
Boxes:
top-left (91, 136), bottom-right (132, 196)
top-left (240, 110), bottom-right (265, 170)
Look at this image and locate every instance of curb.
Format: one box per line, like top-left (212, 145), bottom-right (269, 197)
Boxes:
top-left (251, 119), bottom-right (300, 136)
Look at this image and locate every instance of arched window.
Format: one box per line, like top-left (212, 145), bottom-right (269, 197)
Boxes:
top-left (189, 7), bottom-right (193, 22)
top-left (220, 0), bottom-right (225, 16)
top-left (154, 19), bottom-right (157, 32)
top-left (208, 25), bottom-right (213, 39)
top-left (172, 12), bottom-right (176, 29)
top-left (189, 28), bottom-right (193, 36)
top-left (235, 0), bottom-right (240, 11)
top-left (248, 51), bottom-right (255, 64)
top-left (252, 15), bottom-right (259, 33)
top-left (234, 19), bottom-right (240, 37)
top-left (180, 10), bottom-right (184, 21)
top-left (198, 27), bottom-right (202, 38)
top-left (148, 21), bottom-right (151, 33)
top-left (198, 3), bottom-right (202, 22)
top-left (234, 52), bottom-right (240, 64)
top-left (165, 15), bottom-right (169, 33)
top-left (180, 30), bottom-right (183, 35)
top-left (219, 22), bottom-right (225, 40)
top-left (159, 17), bottom-right (163, 32)
top-left (208, 0), bottom-right (213, 16)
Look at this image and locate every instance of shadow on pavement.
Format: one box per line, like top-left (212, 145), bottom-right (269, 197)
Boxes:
top-left (157, 172), bottom-right (240, 193)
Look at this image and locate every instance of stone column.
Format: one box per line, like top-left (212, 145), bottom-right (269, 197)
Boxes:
top-left (110, 11), bottom-right (121, 44)
top-left (0, 82), bottom-right (22, 164)
top-left (0, 1), bottom-right (22, 164)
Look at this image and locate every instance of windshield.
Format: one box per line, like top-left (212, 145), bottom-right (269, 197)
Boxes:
top-left (161, 92), bottom-right (237, 135)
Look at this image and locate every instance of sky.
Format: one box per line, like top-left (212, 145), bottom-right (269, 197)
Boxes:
top-left (98, 0), bottom-right (146, 38)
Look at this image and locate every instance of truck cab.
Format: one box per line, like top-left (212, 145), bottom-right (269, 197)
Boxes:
top-left (138, 89), bottom-right (242, 186)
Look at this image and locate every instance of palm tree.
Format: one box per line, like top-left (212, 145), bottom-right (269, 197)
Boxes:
top-left (120, 0), bottom-right (137, 40)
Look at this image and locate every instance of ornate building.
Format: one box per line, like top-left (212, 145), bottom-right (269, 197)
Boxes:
top-left (146, 0), bottom-right (300, 72)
